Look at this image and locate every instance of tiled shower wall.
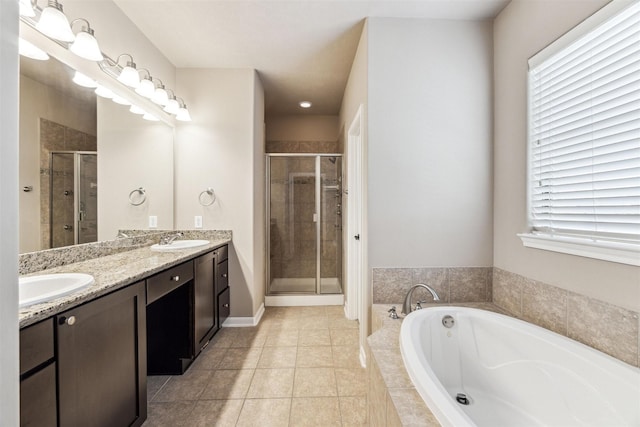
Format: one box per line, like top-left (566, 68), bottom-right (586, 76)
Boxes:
top-left (371, 266), bottom-right (639, 367)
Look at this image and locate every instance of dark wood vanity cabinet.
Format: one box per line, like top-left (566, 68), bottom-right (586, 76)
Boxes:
top-left (216, 246), bottom-right (230, 326)
top-left (56, 281), bottom-right (147, 427)
top-left (194, 251), bottom-right (217, 353)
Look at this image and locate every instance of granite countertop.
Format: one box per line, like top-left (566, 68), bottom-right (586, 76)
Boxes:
top-left (368, 303), bottom-right (506, 426)
top-left (19, 237), bottom-right (231, 328)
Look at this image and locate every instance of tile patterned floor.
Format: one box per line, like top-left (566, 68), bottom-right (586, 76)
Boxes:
top-left (143, 306), bottom-right (367, 426)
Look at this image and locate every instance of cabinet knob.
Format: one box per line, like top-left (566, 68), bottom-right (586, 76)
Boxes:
top-left (171, 275), bottom-right (180, 282)
top-left (223, 303), bottom-right (229, 308)
top-left (66, 316), bottom-right (76, 326)
top-left (222, 273), bottom-right (228, 278)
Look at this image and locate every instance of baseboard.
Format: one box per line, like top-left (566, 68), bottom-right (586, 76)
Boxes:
top-left (222, 303), bottom-right (265, 327)
top-left (265, 294), bottom-right (344, 306)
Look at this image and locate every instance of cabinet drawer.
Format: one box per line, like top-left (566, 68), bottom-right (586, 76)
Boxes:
top-left (218, 287), bottom-right (230, 327)
top-left (147, 261), bottom-right (194, 305)
top-left (216, 245), bottom-right (228, 262)
top-left (20, 362), bottom-right (56, 427)
top-left (216, 259), bottom-right (229, 295)
top-left (20, 318), bottom-right (54, 376)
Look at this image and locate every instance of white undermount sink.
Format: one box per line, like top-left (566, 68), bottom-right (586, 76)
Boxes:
top-left (19, 273), bottom-right (95, 308)
top-left (150, 239), bottom-right (210, 251)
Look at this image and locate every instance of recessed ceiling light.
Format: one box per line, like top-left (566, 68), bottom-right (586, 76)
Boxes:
top-left (299, 101), bottom-right (312, 108)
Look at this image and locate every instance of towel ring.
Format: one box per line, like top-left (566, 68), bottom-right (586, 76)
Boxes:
top-left (199, 187), bottom-right (216, 206)
top-left (129, 187), bottom-right (146, 206)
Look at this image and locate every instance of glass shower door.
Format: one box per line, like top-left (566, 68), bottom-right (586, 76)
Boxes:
top-left (77, 154), bottom-right (98, 244)
top-left (320, 157), bottom-right (342, 294)
top-left (50, 153), bottom-right (76, 248)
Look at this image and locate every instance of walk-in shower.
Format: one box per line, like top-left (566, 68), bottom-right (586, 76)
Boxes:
top-left (267, 154), bottom-right (343, 295)
top-left (49, 151), bottom-right (98, 248)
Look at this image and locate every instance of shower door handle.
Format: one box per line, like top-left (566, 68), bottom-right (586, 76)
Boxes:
top-left (354, 234), bottom-right (360, 240)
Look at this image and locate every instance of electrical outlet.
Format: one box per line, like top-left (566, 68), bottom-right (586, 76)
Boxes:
top-left (194, 216), bottom-right (203, 228)
top-left (149, 216), bottom-right (158, 228)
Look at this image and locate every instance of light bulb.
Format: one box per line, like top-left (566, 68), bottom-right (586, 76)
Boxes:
top-left (299, 101), bottom-right (312, 108)
top-left (36, 1), bottom-right (75, 42)
top-left (94, 85), bottom-right (114, 99)
top-left (70, 28), bottom-right (103, 61)
top-left (19, 39), bottom-right (49, 60)
top-left (135, 78), bottom-right (155, 98)
top-left (72, 71), bottom-right (97, 88)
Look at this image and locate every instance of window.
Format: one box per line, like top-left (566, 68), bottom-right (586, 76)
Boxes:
top-left (521, 0), bottom-right (640, 266)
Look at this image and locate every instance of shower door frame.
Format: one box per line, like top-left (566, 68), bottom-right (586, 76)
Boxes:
top-left (49, 150), bottom-right (97, 247)
top-left (265, 153), bottom-right (343, 295)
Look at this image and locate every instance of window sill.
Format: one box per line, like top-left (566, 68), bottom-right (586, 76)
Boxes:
top-left (518, 233), bottom-right (640, 267)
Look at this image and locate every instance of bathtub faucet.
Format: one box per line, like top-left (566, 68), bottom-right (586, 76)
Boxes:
top-left (401, 284), bottom-right (440, 315)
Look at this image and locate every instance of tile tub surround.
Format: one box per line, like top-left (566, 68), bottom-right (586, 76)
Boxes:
top-left (18, 231), bottom-right (231, 328)
top-left (143, 305), bottom-right (367, 427)
top-left (367, 303), bottom-right (503, 426)
top-left (493, 268), bottom-right (640, 367)
top-left (372, 267), bottom-right (493, 305)
top-left (19, 229), bottom-right (232, 275)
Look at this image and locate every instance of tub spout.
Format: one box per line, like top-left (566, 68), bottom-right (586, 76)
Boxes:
top-left (401, 284), bottom-right (440, 315)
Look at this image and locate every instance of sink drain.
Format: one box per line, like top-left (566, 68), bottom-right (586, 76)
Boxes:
top-left (456, 393), bottom-right (470, 405)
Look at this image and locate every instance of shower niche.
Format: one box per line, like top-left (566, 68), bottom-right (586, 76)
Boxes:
top-left (267, 154), bottom-right (343, 295)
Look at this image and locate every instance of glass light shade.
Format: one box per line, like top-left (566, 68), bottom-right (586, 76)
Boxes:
top-left (129, 105), bottom-right (146, 115)
top-left (70, 30), bottom-right (103, 61)
top-left (36, 3), bottom-right (75, 42)
top-left (19, 0), bottom-right (36, 17)
top-left (117, 65), bottom-right (140, 88)
top-left (112, 95), bottom-right (131, 106)
top-left (142, 113), bottom-right (159, 121)
top-left (151, 87), bottom-right (169, 106)
top-left (135, 78), bottom-right (155, 98)
top-left (19, 39), bottom-right (49, 60)
top-left (72, 71), bottom-right (98, 88)
top-left (163, 98), bottom-right (180, 115)
top-left (299, 101), bottom-right (312, 108)
top-left (94, 85), bottom-right (114, 99)
top-left (176, 106), bottom-right (192, 122)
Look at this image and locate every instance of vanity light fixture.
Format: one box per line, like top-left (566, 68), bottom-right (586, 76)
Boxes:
top-left (35, 0), bottom-right (74, 42)
top-left (142, 112), bottom-right (160, 121)
top-left (19, 0), bottom-right (36, 17)
top-left (72, 71), bottom-right (98, 88)
top-left (135, 69), bottom-right (155, 98)
top-left (69, 18), bottom-right (103, 61)
top-left (129, 105), bottom-right (146, 115)
top-left (175, 98), bottom-right (192, 122)
top-left (94, 84), bottom-right (114, 99)
top-left (115, 54), bottom-right (140, 88)
top-left (151, 79), bottom-right (169, 106)
top-left (18, 38), bottom-right (49, 60)
top-left (299, 101), bottom-right (312, 108)
top-left (112, 95), bottom-right (131, 106)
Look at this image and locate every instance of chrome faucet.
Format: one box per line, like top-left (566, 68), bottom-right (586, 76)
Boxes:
top-left (159, 232), bottom-right (183, 245)
top-left (401, 283), bottom-right (440, 315)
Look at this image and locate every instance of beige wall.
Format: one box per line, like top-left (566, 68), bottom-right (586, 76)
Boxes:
top-left (266, 115), bottom-right (339, 142)
top-left (175, 68), bottom-right (264, 318)
top-left (97, 99), bottom-right (174, 239)
top-left (367, 18), bottom-right (494, 268)
top-left (493, 0), bottom-right (640, 312)
top-left (19, 75), bottom-right (97, 253)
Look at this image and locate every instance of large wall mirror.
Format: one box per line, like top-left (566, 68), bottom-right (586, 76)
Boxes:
top-left (19, 23), bottom-right (175, 254)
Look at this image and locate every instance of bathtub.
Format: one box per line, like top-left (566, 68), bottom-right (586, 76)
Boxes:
top-left (400, 306), bottom-right (640, 427)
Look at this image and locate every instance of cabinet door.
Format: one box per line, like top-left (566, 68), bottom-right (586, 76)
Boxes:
top-left (57, 281), bottom-right (146, 427)
top-left (194, 251), bottom-right (216, 352)
top-left (20, 363), bottom-right (56, 427)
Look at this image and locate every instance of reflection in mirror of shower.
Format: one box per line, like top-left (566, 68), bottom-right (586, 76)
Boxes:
top-left (50, 152), bottom-right (98, 248)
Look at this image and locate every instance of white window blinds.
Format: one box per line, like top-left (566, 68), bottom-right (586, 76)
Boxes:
top-left (527, 0), bottom-right (640, 245)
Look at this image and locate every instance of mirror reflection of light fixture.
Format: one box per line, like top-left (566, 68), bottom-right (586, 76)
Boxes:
top-left (175, 98), bottom-right (192, 122)
top-left (163, 90), bottom-right (180, 115)
top-left (72, 71), bottom-right (98, 88)
top-left (115, 54), bottom-right (140, 88)
top-left (135, 69), bottom-right (155, 98)
top-left (95, 84), bottom-right (115, 99)
top-left (142, 113), bottom-right (159, 121)
top-left (69, 18), bottom-right (103, 61)
top-left (19, 38), bottom-right (49, 60)
top-left (112, 95), bottom-right (131, 106)
top-left (151, 79), bottom-right (169, 106)
top-left (129, 105), bottom-right (146, 115)
top-left (36, 0), bottom-right (75, 42)
top-left (19, 0), bottom-right (36, 17)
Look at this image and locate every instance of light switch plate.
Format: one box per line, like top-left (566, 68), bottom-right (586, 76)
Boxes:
top-left (149, 215), bottom-right (158, 228)
top-left (195, 216), bottom-right (203, 228)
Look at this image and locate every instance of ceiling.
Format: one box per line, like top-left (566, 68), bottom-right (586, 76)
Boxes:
top-left (112, 1), bottom-right (510, 116)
